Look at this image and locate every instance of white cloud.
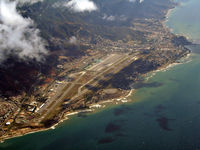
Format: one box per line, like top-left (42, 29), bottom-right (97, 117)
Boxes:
top-left (102, 15), bottom-right (116, 21)
top-left (129, 0), bottom-right (144, 3)
top-left (128, 0), bottom-right (136, 2)
top-left (17, 0), bottom-right (43, 5)
top-left (69, 36), bottom-right (78, 44)
top-left (102, 14), bottom-right (127, 22)
top-left (64, 0), bottom-right (97, 12)
top-left (139, 0), bottom-right (144, 3)
top-left (0, 0), bottom-right (47, 63)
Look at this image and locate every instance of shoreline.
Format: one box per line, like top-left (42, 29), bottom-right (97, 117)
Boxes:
top-left (164, 0), bottom-right (200, 45)
top-left (145, 52), bottom-right (192, 81)
top-left (0, 1), bottom-right (192, 144)
top-left (0, 51), bottom-right (191, 143)
top-left (0, 89), bottom-right (134, 143)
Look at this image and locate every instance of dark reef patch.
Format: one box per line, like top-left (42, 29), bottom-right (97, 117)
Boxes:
top-left (98, 136), bottom-right (115, 144)
top-left (105, 122), bottom-right (122, 133)
top-left (156, 116), bottom-right (175, 131)
top-left (105, 119), bottom-right (127, 133)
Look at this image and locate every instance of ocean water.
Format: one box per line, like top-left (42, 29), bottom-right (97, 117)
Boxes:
top-left (1, 0), bottom-right (200, 149)
top-left (166, 0), bottom-right (200, 43)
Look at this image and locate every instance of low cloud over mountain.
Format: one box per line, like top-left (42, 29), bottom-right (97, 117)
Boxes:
top-left (17, 0), bottom-right (43, 4)
top-left (64, 0), bottom-right (98, 12)
top-left (0, 0), bottom-right (47, 63)
top-left (129, 0), bottom-right (144, 3)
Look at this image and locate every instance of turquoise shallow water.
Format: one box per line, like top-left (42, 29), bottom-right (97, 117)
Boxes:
top-left (166, 0), bottom-right (200, 43)
top-left (1, 0), bottom-right (200, 149)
